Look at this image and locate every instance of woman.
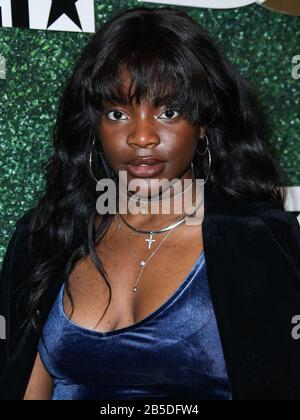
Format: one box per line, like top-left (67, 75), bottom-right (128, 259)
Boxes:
top-left (0, 6), bottom-right (300, 400)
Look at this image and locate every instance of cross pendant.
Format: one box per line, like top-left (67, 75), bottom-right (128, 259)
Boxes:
top-left (145, 233), bottom-right (156, 250)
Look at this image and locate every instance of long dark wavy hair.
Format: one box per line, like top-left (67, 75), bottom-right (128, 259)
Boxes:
top-left (16, 6), bottom-right (286, 343)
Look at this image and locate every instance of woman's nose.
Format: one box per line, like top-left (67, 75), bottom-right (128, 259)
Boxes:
top-left (127, 125), bottom-right (161, 149)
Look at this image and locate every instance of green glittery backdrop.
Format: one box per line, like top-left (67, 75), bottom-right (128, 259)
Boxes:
top-left (0, 0), bottom-right (300, 262)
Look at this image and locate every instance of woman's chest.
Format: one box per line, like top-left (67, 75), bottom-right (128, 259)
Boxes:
top-left (39, 248), bottom-right (230, 400)
top-left (63, 221), bottom-right (204, 333)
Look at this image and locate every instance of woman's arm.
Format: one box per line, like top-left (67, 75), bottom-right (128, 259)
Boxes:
top-left (23, 352), bottom-right (54, 400)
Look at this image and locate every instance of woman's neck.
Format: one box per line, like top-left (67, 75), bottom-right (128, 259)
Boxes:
top-left (118, 177), bottom-right (201, 230)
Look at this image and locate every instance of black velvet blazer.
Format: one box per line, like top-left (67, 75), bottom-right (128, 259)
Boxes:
top-left (1, 182), bottom-right (300, 400)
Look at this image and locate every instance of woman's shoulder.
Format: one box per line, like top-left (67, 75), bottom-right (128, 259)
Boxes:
top-left (247, 203), bottom-right (300, 249)
top-left (259, 207), bottom-right (300, 274)
top-left (216, 193), bottom-right (300, 278)
top-left (0, 208), bottom-right (36, 291)
top-left (7, 207), bottom-right (36, 260)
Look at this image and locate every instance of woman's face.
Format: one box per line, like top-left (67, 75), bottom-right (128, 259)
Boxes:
top-left (98, 81), bottom-right (205, 198)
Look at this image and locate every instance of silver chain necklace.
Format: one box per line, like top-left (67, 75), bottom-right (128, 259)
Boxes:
top-left (114, 213), bottom-right (178, 292)
top-left (116, 184), bottom-right (203, 248)
top-left (114, 183), bottom-right (203, 293)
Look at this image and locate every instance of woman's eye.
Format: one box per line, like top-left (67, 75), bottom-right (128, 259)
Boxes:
top-left (106, 110), bottom-right (128, 121)
top-left (159, 109), bottom-right (180, 120)
top-left (105, 109), bottom-right (180, 121)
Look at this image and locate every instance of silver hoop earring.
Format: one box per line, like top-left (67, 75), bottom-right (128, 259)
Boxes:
top-left (89, 138), bottom-right (112, 182)
top-left (196, 135), bottom-right (211, 184)
top-left (197, 134), bottom-right (209, 156)
top-left (190, 161), bottom-right (195, 179)
top-left (89, 139), bottom-right (99, 182)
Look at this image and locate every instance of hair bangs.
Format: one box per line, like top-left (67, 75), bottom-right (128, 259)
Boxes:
top-left (88, 33), bottom-right (211, 126)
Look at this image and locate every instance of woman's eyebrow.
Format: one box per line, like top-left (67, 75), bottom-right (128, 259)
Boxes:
top-left (104, 100), bottom-right (165, 109)
top-left (103, 93), bottom-right (178, 109)
top-left (104, 99), bottom-right (130, 107)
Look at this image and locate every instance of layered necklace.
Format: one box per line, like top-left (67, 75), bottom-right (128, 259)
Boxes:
top-left (114, 165), bottom-right (203, 292)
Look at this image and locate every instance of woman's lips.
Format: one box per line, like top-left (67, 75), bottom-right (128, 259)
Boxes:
top-left (125, 162), bottom-right (166, 178)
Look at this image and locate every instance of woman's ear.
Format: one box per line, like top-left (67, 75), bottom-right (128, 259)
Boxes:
top-left (200, 126), bottom-right (206, 138)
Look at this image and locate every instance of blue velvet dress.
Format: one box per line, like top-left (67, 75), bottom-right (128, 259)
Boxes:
top-left (38, 251), bottom-right (232, 400)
